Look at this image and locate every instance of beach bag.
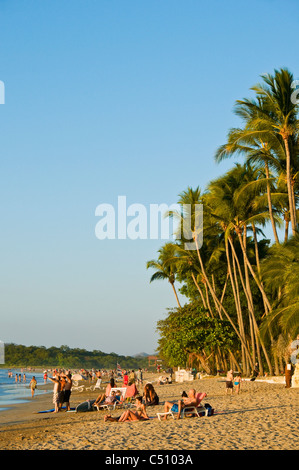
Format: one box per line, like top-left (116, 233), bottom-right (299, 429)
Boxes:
top-left (204, 403), bottom-right (214, 416)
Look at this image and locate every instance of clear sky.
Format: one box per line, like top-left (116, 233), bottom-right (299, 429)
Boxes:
top-left (0, 0), bottom-right (298, 357)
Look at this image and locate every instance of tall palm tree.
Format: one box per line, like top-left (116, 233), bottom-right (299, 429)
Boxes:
top-left (235, 68), bottom-right (299, 235)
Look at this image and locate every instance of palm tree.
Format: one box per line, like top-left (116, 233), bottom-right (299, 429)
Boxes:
top-left (235, 68), bottom-right (299, 235)
top-left (146, 243), bottom-right (182, 308)
top-left (260, 236), bottom-right (299, 341)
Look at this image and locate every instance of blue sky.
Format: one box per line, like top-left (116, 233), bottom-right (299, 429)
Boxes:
top-left (0, 0), bottom-right (298, 357)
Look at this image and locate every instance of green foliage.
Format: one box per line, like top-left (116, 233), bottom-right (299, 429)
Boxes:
top-left (2, 343), bottom-right (149, 370)
top-left (156, 303), bottom-right (237, 367)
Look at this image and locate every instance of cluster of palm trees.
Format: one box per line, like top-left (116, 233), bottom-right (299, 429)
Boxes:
top-left (147, 68), bottom-right (299, 376)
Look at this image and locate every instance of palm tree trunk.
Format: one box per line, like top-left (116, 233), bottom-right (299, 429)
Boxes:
top-left (284, 213), bottom-right (290, 243)
top-left (193, 235), bottom-right (254, 370)
top-left (236, 230), bottom-right (272, 311)
top-left (191, 272), bottom-right (208, 310)
top-left (170, 282), bottom-right (181, 308)
top-left (230, 233), bottom-right (273, 375)
top-left (265, 162), bottom-right (280, 244)
top-left (283, 137), bottom-right (297, 235)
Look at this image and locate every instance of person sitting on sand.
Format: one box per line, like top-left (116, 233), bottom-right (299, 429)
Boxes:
top-left (163, 389), bottom-right (198, 420)
top-left (143, 383), bottom-right (159, 406)
top-left (104, 396), bottom-right (149, 422)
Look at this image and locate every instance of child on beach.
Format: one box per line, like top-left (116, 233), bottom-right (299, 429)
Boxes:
top-left (234, 373), bottom-right (241, 394)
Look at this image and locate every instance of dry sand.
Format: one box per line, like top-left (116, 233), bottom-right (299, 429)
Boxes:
top-left (0, 374), bottom-right (298, 450)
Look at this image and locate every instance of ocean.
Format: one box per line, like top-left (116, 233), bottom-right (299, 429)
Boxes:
top-left (0, 368), bottom-right (50, 410)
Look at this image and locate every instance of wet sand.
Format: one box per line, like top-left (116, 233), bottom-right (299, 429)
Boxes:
top-left (0, 375), bottom-right (298, 450)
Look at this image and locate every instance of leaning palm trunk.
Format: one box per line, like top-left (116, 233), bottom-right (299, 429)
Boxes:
top-left (191, 272), bottom-right (208, 310)
top-left (229, 234), bottom-right (273, 375)
top-left (170, 281), bottom-right (181, 308)
top-left (230, 242), bottom-right (248, 373)
top-left (264, 162), bottom-right (280, 244)
top-left (193, 234), bottom-right (254, 370)
top-left (283, 136), bottom-right (297, 235)
top-left (236, 229), bottom-right (272, 312)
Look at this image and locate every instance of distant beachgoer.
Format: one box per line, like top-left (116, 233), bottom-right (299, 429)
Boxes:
top-left (43, 371), bottom-right (48, 383)
top-left (29, 376), bottom-right (37, 397)
top-left (250, 363), bottom-right (259, 381)
top-left (285, 363), bottom-right (294, 388)
top-left (23, 373), bottom-right (26, 383)
top-left (128, 370), bottom-right (135, 385)
top-left (226, 370), bottom-right (234, 394)
top-left (123, 372), bottom-right (128, 386)
top-left (104, 396), bottom-right (149, 422)
top-left (234, 373), bottom-right (241, 394)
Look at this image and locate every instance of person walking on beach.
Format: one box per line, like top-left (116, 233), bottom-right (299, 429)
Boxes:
top-left (225, 370), bottom-right (234, 394)
top-left (29, 376), bottom-right (37, 398)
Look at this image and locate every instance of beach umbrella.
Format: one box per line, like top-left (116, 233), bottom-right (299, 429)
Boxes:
top-left (72, 373), bottom-right (84, 381)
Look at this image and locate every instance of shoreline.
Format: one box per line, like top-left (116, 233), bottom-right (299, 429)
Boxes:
top-left (0, 374), bottom-right (298, 450)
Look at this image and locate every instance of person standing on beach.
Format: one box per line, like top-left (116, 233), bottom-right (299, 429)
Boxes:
top-left (61, 373), bottom-right (72, 411)
top-left (226, 370), bottom-right (234, 394)
top-left (285, 363), bottom-right (294, 388)
top-left (49, 373), bottom-right (61, 413)
top-left (29, 376), bottom-right (37, 398)
top-left (234, 373), bottom-right (241, 394)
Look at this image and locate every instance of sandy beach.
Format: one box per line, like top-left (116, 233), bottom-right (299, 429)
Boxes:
top-left (0, 373), bottom-right (298, 451)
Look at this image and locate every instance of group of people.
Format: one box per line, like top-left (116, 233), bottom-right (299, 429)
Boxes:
top-left (104, 386), bottom-right (200, 423)
top-left (49, 371), bottom-right (73, 412)
top-left (225, 370), bottom-right (242, 394)
top-left (103, 382), bottom-right (160, 422)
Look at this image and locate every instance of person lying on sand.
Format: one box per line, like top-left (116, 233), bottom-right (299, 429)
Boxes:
top-left (104, 396), bottom-right (149, 422)
top-left (163, 389), bottom-right (197, 419)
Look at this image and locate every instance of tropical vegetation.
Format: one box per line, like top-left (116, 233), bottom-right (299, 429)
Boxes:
top-left (147, 68), bottom-right (299, 376)
top-left (1, 343), bottom-right (149, 370)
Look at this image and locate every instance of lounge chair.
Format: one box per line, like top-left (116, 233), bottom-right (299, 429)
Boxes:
top-left (181, 392), bottom-right (208, 417)
top-left (72, 380), bottom-right (85, 392)
top-left (93, 387), bottom-right (128, 411)
top-left (157, 392), bottom-right (208, 420)
top-left (85, 378), bottom-right (102, 391)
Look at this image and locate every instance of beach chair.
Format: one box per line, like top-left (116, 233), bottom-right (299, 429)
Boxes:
top-left (181, 392), bottom-right (208, 418)
top-left (93, 387), bottom-right (127, 411)
top-left (85, 378), bottom-right (102, 391)
top-left (72, 380), bottom-right (85, 392)
top-left (156, 392), bottom-right (208, 420)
